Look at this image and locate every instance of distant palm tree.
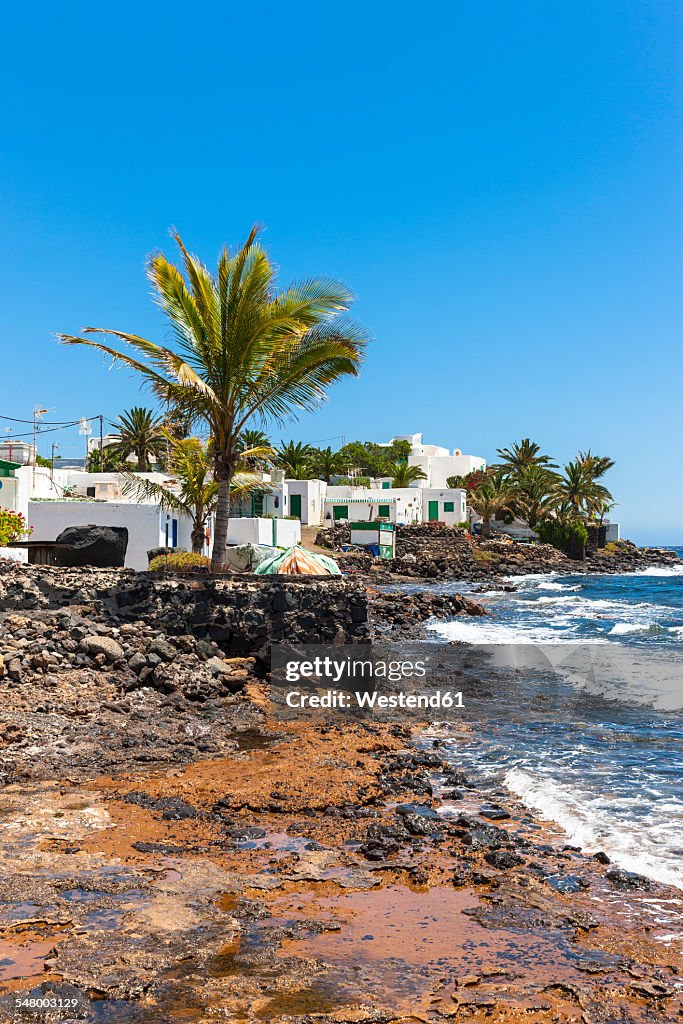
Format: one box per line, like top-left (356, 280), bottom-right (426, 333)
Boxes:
top-left (122, 435), bottom-right (265, 553)
top-left (513, 465), bottom-right (560, 530)
top-left (274, 441), bottom-right (315, 479)
top-left (60, 228), bottom-right (366, 568)
top-left (496, 439), bottom-right (557, 477)
top-left (390, 462), bottom-right (427, 488)
top-left (109, 406), bottom-right (166, 471)
top-left (559, 459), bottom-right (612, 519)
top-left (236, 429), bottom-right (274, 469)
top-left (468, 471), bottom-right (513, 538)
top-left (311, 446), bottom-right (341, 483)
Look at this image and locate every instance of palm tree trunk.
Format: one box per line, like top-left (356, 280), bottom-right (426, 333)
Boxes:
top-left (211, 462), bottom-right (234, 569)
top-left (191, 520), bottom-right (206, 554)
top-left (480, 517), bottom-right (492, 539)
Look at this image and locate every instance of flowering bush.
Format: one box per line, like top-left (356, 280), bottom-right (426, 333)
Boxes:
top-left (0, 508), bottom-right (33, 546)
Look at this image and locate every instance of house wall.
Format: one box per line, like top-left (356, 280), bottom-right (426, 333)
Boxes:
top-left (226, 517), bottom-right (300, 547)
top-left (421, 488), bottom-right (467, 525)
top-left (284, 479), bottom-right (326, 525)
top-left (408, 454), bottom-right (486, 488)
top-left (323, 486), bottom-right (422, 526)
top-left (604, 522), bottom-right (620, 542)
top-left (0, 476), bottom-right (19, 514)
top-left (27, 500), bottom-right (195, 570)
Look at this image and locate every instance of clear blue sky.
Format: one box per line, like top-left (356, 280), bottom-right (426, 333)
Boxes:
top-left (1, 2), bottom-right (681, 543)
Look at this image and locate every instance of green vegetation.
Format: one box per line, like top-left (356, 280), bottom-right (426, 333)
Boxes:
top-left (106, 406), bottom-right (166, 471)
top-left (148, 551), bottom-right (211, 572)
top-left (462, 438), bottom-right (617, 558)
top-left (60, 227), bottom-right (366, 568)
top-left (122, 435), bottom-right (267, 553)
top-left (389, 462), bottom-right (427, 488)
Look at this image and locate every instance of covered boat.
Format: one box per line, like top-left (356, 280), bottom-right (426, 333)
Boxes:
top-left (253, 545), bottom-right (341, 576)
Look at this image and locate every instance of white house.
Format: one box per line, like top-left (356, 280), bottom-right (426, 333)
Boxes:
top-left (379, 433), bottom-right (486, 489)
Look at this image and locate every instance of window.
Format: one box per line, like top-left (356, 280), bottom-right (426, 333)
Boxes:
top-left (444, 501), bottom-right (454, 512)
top-left (378, 504), bottom-right (391, 518)
top-left (382, 481), bottom-right (390, 489)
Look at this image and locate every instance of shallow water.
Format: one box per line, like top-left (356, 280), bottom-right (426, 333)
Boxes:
top-left (422, 549), bottom-right (683, 890)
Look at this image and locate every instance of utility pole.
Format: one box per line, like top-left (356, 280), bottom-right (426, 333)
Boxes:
top-left (51, 442), bottom-right (59, 482)
top-left (99, 415), bottom-right (103, 468)
top-left (32, 405), bottom-right (48, 485)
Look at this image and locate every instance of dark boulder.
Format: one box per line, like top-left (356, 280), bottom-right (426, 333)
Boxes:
top-left (55, 526), bottom-right (128, 568)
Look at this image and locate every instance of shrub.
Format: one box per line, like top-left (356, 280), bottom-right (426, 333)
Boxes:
top-left (148, 551), bottom-right (211, 573)
top-left (537, 519), bottom-right (588, 555)
top-left (0, 508), bottom-right (32, 546)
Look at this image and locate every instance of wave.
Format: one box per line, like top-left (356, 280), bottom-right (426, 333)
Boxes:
top-left (628, 565), bottom-right (683, 577)
top-left (427, 618), bottom-right (604, 645)
top-left (609, 621), bottom-right (666, 636)
top-left (505, 767), bottom-right (683, 890)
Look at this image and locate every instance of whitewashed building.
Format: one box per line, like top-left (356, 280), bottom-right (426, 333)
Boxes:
top-left (379, 433), bottom-right (486, 488)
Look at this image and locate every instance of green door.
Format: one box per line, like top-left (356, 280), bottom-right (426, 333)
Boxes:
top-left (290, 494), bottom-right (302, 519)
top-left (333, 504), bottom-right (349, 521)
top-left (428, 501), bottom-right (439, 521)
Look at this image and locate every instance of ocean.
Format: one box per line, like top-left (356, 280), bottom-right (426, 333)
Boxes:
top-left (423, 549), bottom-right (683, 892)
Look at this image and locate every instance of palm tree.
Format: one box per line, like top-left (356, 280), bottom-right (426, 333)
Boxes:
top-left (109, 406), bottom-right (166, 471)
top-left (495, 439), bottom-right (557, 478)
top-left (60, 228), bottom-right (366, 568)
top-left (274, 440), bottom-right (315, 479)
top-left (468, 471), bottom-right (513, 538)
top-left (236, 429), bottom-right (274, 469)
top-left (311, 446), bottom-right (341, 483)
top-left (122, 435), bottom-right (265, 553)
top-left (513, 465), bottom-right (560, 530)
top-left (390, 462), bottom-right (428, 487)
top-left (558, 459), bottom-right (611, 519)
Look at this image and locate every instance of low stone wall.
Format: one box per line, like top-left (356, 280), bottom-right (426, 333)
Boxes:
top-left (0, 561), bottom-right (370, 661)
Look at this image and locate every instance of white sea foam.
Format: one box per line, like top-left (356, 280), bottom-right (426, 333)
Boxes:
top-left (609, 621), bottom-right (664, 636)
top-left (628, 564), bottom-right (683, 577)
top-left (505, 767), bottom-right (683, 890)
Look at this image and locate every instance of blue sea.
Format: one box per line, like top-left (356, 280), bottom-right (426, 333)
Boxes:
top-left (423, 549), bottom-right (683, 892)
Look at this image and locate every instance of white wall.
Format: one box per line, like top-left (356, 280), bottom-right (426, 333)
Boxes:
top-left (0, 476), bottom-right (20, 514)
top-left (284, 479), bottom-right (326, 525)
top-left (227, 517), bottom-right (300, 547)
top-left (422, 488), bottom-right (467, 525)
top-left (27, 500), bottom-right (195, 570)
top-left (323, 487), bottom-right (422, 526)
top-left (408, 454), bottom-right (486, 488)
top-left (0, 547), bottom-right (28, 563)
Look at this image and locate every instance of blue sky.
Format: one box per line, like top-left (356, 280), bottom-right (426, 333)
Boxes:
top-left (1, 2), bottom-right (681, 543)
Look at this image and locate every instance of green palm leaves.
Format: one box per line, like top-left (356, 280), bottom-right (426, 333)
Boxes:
top-left (60, 228), bottom-right (367, 567)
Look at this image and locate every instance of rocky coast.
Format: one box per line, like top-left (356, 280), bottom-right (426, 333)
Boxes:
top-left (0, 553), bottom-right (681, 1022)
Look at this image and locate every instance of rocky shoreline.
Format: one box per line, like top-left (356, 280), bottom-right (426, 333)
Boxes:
top-left (316, 524), bottom-right (680, 581)
top-left (0, 553), bottom-right (681, 1021)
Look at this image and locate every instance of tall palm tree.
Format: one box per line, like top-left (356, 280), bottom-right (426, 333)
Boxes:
top-left (109, 406), bottom-right (166, 471)
top-left (468, 471), bottom-right (513, 538)
top-left (495, 439), bottom-right (557, 478)
top-left (274, 440), bottom-right (315, 479)
top-left (390, 462), bottom-right (427, 487)
top-left (60, 228), bottom-right (366, 568)
top-left (311, 445), bottom-right (341, 483)
top-left (122, 435), bottom-right (265, 553)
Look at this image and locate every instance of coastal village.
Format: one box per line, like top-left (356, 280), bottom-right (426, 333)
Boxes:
top-left (0, 426), bottom-right (626, 575)
top-left (0, 230), bottom-right (680, 1024)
